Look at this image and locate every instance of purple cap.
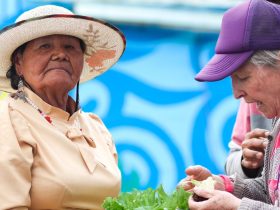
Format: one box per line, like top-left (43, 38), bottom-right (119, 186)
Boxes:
top-left (195, 0), bottom-right (280, 82)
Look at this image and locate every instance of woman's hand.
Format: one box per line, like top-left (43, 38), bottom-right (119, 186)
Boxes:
top-left (177, 165), bottom-right (224, 191)
top-left (188, 187), bottom-right (241, 210)
top-left (241, 128), bottom-right (269, 169)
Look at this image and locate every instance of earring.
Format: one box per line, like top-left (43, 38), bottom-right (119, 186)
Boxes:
top-left (18, 77), bottom-right (24, 92)
top-left (16, 76), bottom-right (27, 102)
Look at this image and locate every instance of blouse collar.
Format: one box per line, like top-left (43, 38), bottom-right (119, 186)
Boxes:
top-left (24, 87), bottom-right (80, 122)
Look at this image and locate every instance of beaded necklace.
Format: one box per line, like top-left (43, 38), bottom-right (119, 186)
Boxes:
top-left (14, 90), bottom-right (52, 124)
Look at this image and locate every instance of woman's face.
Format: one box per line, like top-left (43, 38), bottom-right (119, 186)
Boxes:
top-left (15, 34), bottom-right (84, 93)
top-left (231, 62), bottom-right (280, 119)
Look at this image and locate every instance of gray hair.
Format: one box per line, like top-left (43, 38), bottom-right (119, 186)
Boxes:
top-left (249, 50), bottom-right (280, 68)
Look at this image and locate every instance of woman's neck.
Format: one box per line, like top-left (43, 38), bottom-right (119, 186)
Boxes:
top-left (22, 82), bottom-right (77, 114)
top-left (34, 89), bottom-right (69, 111)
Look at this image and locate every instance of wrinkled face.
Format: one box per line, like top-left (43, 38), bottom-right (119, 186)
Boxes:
top-left (15, 34), bottom-right (84, 93)
top-left (231, 62), bottom-right (280, 119)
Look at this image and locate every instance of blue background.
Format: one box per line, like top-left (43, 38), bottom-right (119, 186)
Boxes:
top-left (0, 0), bottom-right (239, 193)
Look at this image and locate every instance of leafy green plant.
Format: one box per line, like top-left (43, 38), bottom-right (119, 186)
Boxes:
top-left (102, 185), bottom-right (192, 210)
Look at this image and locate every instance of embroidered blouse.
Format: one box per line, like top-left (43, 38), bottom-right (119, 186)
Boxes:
top-left (0, 88), bottom-right (121, 210)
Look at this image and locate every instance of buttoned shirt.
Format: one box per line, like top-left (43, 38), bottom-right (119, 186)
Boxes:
top-left (0, 88), bottom-right (121, 209)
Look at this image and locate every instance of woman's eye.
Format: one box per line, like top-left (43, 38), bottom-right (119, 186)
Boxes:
top-left (40, 44), bottom-right (51, 49)
top-left (65, 45), bottom-right (75, 49)
top-left (238, 76), bottom-right (249, 81)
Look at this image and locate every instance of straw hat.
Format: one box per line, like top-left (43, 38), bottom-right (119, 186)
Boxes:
top-left (0, 5), bottom-right (126, 92)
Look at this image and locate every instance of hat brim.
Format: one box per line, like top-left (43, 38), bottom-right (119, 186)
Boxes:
top-left (195, 51), bottom-right (254, 82)
top-left (0, 14), bottom-right (126, 92)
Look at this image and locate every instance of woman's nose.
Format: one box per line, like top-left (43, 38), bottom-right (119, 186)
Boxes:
top-left (51, 48), bottom-right (69, 61)
top-left (232, 88), bottom-right (244, 99)
top-left (231, 78), bottom-right (245, 99)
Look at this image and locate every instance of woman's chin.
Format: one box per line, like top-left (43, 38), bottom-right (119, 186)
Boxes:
top-left (43, 79), bottom-right (76, 92)
top-left (259, 111), bottom-right (276, 119)
top-left (256, 103), bottom-right (272, 118)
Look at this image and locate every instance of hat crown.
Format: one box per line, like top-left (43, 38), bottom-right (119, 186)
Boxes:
top-left (0, 4), bottom-right (125, 92)
top-left (16, 5), bottom-right (73, 22)
top-left (215, 0), bottom-right (250, 53)
top-left (216, 0), bottom-right (280, 54)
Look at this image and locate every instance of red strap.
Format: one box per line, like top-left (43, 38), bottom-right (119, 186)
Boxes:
top-left (219, 175), bottom-right (234, 193)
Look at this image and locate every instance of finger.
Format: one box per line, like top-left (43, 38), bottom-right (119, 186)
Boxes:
top-left (177, 179), bottom-right (195, 191)
top-left (242, 148), bottom-right (265, 160)
top-left (185, 165), bottom-right (203, 175)
top-left (245, 128), bottom-right (270, 139)
top-left (185, 165), bottom-right (211, 180)
top-left (242, 148), bottom-right (264, 169)
top-left (189, 194), bottom-right (211, 210)
top-left (241, 138), bottom-right (268, 151)
top-left (242, 155), bottom-right (264, 169)
top-left (189, 195), bottom-right (205, 210)
top-left (242, 159), bottom-right (263, 169)
top-left (192, 187), bottom-right (214, 199)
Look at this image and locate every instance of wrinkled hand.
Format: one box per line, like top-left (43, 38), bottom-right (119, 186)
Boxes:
top-left (241, 128), bottom-right (269, 169)
top-left (188, 187), bottom-right (241, 210)
top-left (177, 165), bottom-right (224, 191)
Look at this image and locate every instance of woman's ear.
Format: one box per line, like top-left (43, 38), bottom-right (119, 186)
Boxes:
top-left (14, 53), bottom-right (23, 76)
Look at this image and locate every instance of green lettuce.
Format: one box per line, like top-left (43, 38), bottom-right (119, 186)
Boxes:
top-left (102, 185), bottom-right (192, 210)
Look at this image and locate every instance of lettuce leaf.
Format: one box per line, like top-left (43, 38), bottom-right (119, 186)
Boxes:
top-left (102, 185), bottom-right (192, 210)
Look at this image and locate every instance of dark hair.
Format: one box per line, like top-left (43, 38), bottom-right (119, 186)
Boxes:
top-left (6, 37), bottom-right (86, 90)
top-left (6, 44), bottom-right (27, 90)
top-left (79, 39), bottom-right (86, 53)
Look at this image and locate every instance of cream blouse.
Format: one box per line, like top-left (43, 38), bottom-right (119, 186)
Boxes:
top-left (0, 88), bottom-right (121, 210)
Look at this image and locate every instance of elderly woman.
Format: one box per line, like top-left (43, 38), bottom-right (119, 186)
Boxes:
top-left (180, 0), bottom-right (280, 209)
top-left (0, 5), bottom-right (125, 210)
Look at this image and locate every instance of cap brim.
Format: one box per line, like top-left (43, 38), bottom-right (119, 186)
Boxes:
top-left (195, 51), bottom-right (254, 82)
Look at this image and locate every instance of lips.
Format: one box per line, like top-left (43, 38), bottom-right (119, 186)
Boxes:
top-left (256, 101), bottom-right (263, 110)
top-left (46, 64), bottom-right (71, 75)
top-left (47, 67), bottom-right (68, 72)
top-left (243, 98), bottom-right (257, 104)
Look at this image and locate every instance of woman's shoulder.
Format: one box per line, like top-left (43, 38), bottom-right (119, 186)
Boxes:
top-left (79, 111), bottom-right (107, 127)
top-left (80, 111), bottom-right (104, 124)
top-left (0, 94), bottom-right (32, 128)
top-left (87, 112), bottom-right (102, 121)
top-left (0, 93), bottom-right (24, 113)
top-left (0, 94), bottom-right (13, 113)
top-left (80, 112), bottom-right (110, 134)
